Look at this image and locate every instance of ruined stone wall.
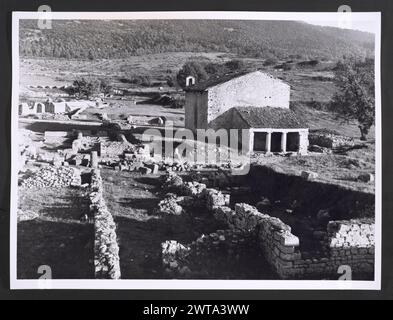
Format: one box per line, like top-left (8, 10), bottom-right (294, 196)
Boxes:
top-left (309, 131), bottom-right (355, 149)
top-left (98, 141), bottom-right (135, 158)
top-left (90, 169), bottom-right (121, 279)
top-left (207, 72), bottom-right (290, 124)
top-left (214, 204), bottom-right (374, 279)
top-left (159, 172), bottom-right (374, 279)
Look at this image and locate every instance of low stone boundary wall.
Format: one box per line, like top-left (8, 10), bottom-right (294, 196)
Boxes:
top-left (90, 169), bottom-right (121, 279)
top-left (309, 130), bottom-right (355, 149)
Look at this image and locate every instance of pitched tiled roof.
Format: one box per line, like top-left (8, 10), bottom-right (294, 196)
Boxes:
top-left (184, 70), bottom-right (280, 92)
top-left (234, 106), bottom-right (307, 129)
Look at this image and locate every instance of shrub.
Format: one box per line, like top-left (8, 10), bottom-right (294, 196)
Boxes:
top-left (263, 57), bottom-right (278, 66)
top-left (224, 59), bottom-right (245, 71)
top-left (176, 61), bottom-right (209, 88)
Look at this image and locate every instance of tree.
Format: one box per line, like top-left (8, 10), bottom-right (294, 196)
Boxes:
top-left (329, 58), bottom-right (375, 141)
top-left (99, 78), bottom-right (112, 95)
top-left (224, 59), bottom-right (245, 71)
top-left (176, 61), bottom-right (209, 88)
top-left (88, 49), bottom-right (95, 60)
top-left (263, 57), bottom-right (278, 66)
top-left (204, 62), bottom-right (229, 76)
top-left (69, 76), bottom-right (102, 99)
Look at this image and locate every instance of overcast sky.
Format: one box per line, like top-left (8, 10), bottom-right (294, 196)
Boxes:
top-left (302, 19), bottom-right (377, 34)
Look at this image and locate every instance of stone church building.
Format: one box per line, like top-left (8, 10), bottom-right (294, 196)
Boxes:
top-left (184, 70), bottom-right (309, 155)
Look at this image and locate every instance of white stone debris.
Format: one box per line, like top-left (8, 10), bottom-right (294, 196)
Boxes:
top-left (21, 166), bottom-right (81, 189)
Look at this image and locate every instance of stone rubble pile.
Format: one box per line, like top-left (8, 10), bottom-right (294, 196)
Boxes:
top-left (99, 141), bottom-right (136, 158)
top-left (90, 169), bottom-right (121, 280)
top-left (309, 130), bottom-right (355, 150)
top-left (160, 172), bottom-right (230, 212)
top-left (161, 240), bottom-right (191, 275)
top-left (203, 188), bottom-right (231, 211)
top-left (161, 171), bottom-right (184, 192)
top-left (157, 192), bottom-right (196, 216)
top-left (161, 230), bottom-right (261, 278)
top-left (181, 181), bottom-right (207, 197)
top-left (40, 113), bottom-right (70, 121)
top-left (21, 166), bottom-right (81, 188)
top-left (77, 136), bottom-right (100, 152)
top-left (157, 194), bottom-right (184, 216)
top-left (161, 161), bottom-right (192, 172)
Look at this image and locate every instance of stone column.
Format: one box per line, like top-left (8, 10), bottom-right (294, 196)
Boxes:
top-left (249, 130), bottom-right (254, 153)
top-left (91, 151), bottom-right (98, 168)
top-left (265, 132), bottom-right (271, 153)
top-left (281, 131), bottom-right (287, 153)
top-left (298, 130), bottom-right (309, 155)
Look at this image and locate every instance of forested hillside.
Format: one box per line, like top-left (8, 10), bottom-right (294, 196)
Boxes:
top-left (19, 20), bottom-right (374, 60)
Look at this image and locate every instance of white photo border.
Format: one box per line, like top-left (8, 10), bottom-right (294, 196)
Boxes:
top-left (10, 11), bottom-right (382, 290)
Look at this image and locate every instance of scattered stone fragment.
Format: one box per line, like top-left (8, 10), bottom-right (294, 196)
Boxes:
top-left (256, 197), bottom-right (271, 211)
top-left (203, 188), bottom-right (230, 211)
top-left (161, 171), bottom-right (183, 191)
top-left (301, 170), bottom-right (318, 180)
top-left (358, 173), bottom-right (374, 183)
top-left (157, 194), bottom-right (184, 215)
top-left (308, 145), bottom-right (325, 153)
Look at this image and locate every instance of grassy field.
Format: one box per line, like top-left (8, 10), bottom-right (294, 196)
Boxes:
top-left (17, 187), bottom-right (94, 279)
top-left (19, 53), bottom-right (376, 194)
top-left (81, 99), bottom-right (185, 127)
top-left (19, 53), bottom-right (350, 130)
top-left (19, 52), bottom-right (338, 102)
top-left (19, 52), bottom-right (233, 91)
top-left (251, 138), bottom-right (375, 194)
top-left (292, 103), bottom-right (375, 139)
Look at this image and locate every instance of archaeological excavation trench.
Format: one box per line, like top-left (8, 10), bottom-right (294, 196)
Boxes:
top-left (95, 164), bottom-right (374, 280)
top-left (17, 126), bottom-right (374, 280)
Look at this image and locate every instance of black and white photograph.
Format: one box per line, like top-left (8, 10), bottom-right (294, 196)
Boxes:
top-left (10, 11), bottom-right (381, 290)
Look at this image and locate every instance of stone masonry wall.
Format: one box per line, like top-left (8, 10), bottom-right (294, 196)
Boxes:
top-left (90, 169), bottom-right (121, 279)
top-left (160, 172), bottom-right (374, 279)
top-left (207, 71), bottom-right (290, 124)
top-left (309, 131), bottom-right (355, 150)
top-left (214, 204), bottom-right (374, 279)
